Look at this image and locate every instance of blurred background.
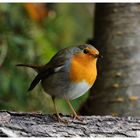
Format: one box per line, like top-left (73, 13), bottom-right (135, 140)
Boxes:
top-left (0, 3), bottom-right (94, 114)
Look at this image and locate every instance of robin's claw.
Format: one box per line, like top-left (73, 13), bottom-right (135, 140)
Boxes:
top-left (72, 114), bottom-right (84, 121)
top-left (57, 116), bottom-right (69, 124)
top-left (53, 114), bottom-right (69, 124)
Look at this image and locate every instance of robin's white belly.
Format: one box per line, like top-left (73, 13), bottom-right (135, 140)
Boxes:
top-left (64, 81), bottom-right (91, 100)
top-left (42, 78), bottom-right (91, 100)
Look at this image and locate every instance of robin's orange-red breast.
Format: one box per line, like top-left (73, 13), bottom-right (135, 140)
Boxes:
top-left (17, 44), bottom-right (100, 123)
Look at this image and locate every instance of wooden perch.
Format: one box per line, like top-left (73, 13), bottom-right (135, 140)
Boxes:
top-left (0, 111), bottom-right (140, 137)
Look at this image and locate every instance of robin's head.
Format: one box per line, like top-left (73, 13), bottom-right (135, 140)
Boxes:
top-left (69, 44), bottom-right (100, 61)
top-left (77, 44), bottom-right (100, 59)
top-left (69, 44), bottom-right (100, 69)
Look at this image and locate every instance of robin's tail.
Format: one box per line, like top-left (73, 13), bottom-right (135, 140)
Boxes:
top-left (16, 64), bottom-right (43, 72)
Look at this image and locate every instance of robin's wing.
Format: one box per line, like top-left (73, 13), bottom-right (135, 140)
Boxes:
top-left (28, 48), bottom-right (71, 91)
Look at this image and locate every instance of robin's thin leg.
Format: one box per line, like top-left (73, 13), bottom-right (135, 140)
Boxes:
top-left (65, 98), bottom-right (83, 121)
top-left (52, 97), bottom-right (68, 123)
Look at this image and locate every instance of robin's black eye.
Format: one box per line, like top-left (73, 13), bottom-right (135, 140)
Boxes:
top-left (83, 49), bottom-right (89, 54)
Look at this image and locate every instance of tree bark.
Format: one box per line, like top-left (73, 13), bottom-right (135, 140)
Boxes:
top-left (0, 111), bottom-right (140, 137)
top-left (80, 3), bottom-right (140, 117)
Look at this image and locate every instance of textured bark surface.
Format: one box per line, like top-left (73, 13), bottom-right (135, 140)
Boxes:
top-left (0, 111), bottom-right (140, 137)
top-left (80, 4), bottom-right (140, 116)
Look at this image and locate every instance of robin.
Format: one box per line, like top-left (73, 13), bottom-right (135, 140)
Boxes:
top-left (17, 44), bottom-right (100, 123)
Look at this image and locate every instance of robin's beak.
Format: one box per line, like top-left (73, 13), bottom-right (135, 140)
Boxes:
top-left (93, 54), bottom-right (103, 59)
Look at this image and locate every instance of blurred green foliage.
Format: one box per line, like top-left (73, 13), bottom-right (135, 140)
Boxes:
top-left (0, 3), bottom-right (93, 114)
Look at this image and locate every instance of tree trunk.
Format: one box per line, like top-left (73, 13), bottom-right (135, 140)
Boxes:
top-left (80, 4), bottom-right (140, 116)
top-left (0, 111), bottom-right (140, 137)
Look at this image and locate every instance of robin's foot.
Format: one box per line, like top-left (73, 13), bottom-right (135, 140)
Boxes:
top-left (53, 114), bottom-right (69, 124)
top-left (65, 99), bottom-right (84, 122)
top-left (71, 114), bottom-right (84, 121)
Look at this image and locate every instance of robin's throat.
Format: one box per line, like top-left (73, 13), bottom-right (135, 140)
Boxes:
top-left (69, 54), bottom-right (97, 85)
